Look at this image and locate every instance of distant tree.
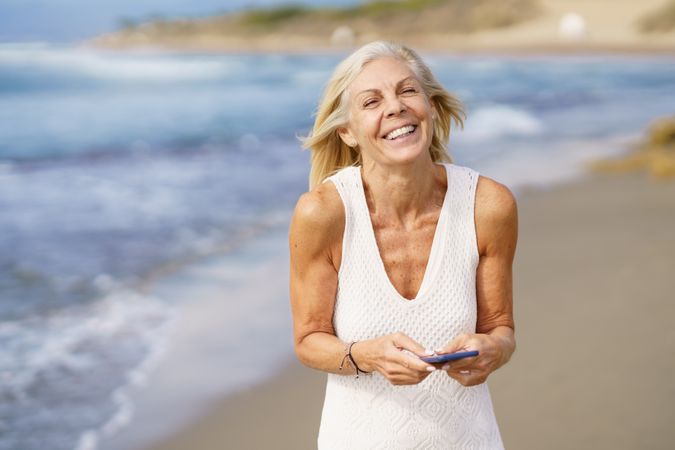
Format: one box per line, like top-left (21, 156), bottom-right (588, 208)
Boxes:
top-left (146, 13), bottom-right (167, 24)
top-left (117, 16), bottom-right (137, 30)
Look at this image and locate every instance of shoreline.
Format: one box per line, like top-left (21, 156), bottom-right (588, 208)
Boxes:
top-left (4, 23), bottom-right (675, 449)
top-left (5, 37), bottom-right (673, 58)
top-left (142, 359), bottom-right (326, 450)
top-left (79, 41), bottom-right (675, 57)
top-left (131, 169), bottom-right (675, 450)
top-left (97, 225), bottom-right (298, 450)
top-left (86, 0), bottom-right (675, 56)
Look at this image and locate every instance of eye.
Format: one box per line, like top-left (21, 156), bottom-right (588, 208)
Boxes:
top-left (402, 87), bottom-right (417, 94)
top-left (363, 99), bottom-right (378, 108)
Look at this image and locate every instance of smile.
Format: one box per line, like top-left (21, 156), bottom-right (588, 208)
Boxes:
top-left (384, 125), bottom-right (417, 140)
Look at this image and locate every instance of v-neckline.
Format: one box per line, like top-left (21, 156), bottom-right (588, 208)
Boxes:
top-left (356, 164), bottom-right (452, 304)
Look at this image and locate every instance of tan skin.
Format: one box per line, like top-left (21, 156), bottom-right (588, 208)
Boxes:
top-left (290, 57), bottom-right (517, 387)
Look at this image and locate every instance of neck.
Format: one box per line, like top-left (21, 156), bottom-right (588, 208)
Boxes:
top-left (360, 156), bottom-right (445, 226)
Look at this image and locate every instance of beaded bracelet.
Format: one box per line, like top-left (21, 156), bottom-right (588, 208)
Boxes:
top-left (339, 341), bottom-right (370, 378)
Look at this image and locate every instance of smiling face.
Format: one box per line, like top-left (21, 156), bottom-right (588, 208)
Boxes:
top-left (339, 56), bottom-right (436, 168)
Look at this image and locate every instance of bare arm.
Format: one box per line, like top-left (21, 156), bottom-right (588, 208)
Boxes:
top-left (289, 182), bottom-right (435, 383)
top-left (289, 182), bottom-right (351, 374)
top-left (475, 175), bottom-right (517, 367)
top-left (435, 175), bottom-right (518, 385)
top-left (475, 176), bottom-right (517, 335)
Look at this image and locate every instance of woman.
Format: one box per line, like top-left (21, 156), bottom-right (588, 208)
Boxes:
top-left (289, 41), bottom-right (517, 449)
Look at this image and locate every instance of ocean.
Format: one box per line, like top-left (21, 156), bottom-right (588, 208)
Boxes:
top-left (1, 43), bottom-right (674, 450)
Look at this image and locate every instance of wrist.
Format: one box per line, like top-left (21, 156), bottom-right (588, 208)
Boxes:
top-left (349, 340), bottom-right (373, 373)
top-left (487, 328), bottom-right (515, 367)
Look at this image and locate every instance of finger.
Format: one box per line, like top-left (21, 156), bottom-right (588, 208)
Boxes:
top-left (442, 363), bottom-right (474, 374)
top-left (435, 333), bottom-right (471, 355)
top-left (385, 361), bottom-right (434, 385)
top-left (403, 371), bottom-right (437, 386)
top-left (398, 350), bottom-right (437, 373)
top-left (391, 332), bottom-right (434, 358)
top-left (462, 371), bottom-right (487, 387)
top-left (390, 371), bottom-right (432, 386)
top-left (446, 368), bottom-right (482, 386)
top-left (437, 355), bottom-right (478, 372)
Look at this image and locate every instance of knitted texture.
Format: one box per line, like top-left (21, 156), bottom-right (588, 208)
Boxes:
top-left (318, 164), bottom-right (504, 449)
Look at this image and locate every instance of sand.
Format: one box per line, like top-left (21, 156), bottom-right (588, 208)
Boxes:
top-left (411, 0), bottom-right (675, 53)
top-left (137, 170), bottom-right (675, 450)
top-left (90, 0), bottom-right (675, 54)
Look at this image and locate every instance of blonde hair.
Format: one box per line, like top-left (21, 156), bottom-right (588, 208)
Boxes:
top-left (301, 41), bottom-right (465, 190)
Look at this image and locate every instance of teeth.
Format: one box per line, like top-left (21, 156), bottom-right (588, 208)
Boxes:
top-left (385, 125), bottom-right (415, 140)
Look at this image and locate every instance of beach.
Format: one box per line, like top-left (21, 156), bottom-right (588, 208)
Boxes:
top-left (2, 44), bottom-right (674, 450)
top-left (89, 0), bottom-right (675, 54)
top-left (133, 169), bottom-right (675, 450)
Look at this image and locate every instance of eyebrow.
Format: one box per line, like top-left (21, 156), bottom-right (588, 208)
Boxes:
top-left (355, 76), bottom-right (417, 99)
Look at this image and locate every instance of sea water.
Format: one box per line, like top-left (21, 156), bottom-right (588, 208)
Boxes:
top-left (1, 43), bottom-right (674, 450)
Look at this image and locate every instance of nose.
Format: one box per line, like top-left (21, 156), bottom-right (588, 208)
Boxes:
top-left (384, 95), bottom-right (406, 117)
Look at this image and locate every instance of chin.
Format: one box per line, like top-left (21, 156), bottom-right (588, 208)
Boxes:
top-left (381, 140), bottom-right (432, 166)
top-left (377, 147), bottom-right (427, 168)
top-left (379, 125), bottom-right (433, 165)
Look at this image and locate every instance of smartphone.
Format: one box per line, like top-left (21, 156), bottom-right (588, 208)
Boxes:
top-left (420, 350), bottom-right (479, 364)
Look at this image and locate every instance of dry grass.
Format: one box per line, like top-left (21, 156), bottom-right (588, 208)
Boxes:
top-left (638, 0), bottom-right (675, 33)
top-left (113, 0), bottom-right (541, 39)
top-left (589, 117), bottom-right (675, 179)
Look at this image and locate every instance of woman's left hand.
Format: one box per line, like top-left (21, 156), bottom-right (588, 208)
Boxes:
top-left (433, 329), bottom-right (514, 387)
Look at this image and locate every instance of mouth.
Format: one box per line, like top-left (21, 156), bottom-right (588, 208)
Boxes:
top-left (383, 124), bottom-right (417, 141)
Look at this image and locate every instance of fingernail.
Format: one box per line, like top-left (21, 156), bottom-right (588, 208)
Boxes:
top-left (426, 366), bottom-right (436, 372)
top-left (441, 364), bottom-right (450, 371)
top-left (424, 349), bottom-right (434, 356)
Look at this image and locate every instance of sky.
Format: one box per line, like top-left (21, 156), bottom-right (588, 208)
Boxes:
top-left (0, 0), bottom-right (359, 43)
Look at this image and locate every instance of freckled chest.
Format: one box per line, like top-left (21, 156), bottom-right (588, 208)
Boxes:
top-left (370, 209), bottom-right (441, 301)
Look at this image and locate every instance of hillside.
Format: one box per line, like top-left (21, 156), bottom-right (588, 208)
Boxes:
top-left (90, 0), bottom-right (675, 53)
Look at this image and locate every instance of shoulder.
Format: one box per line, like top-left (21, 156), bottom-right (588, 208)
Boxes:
top-left (292, 180), bottom-right (344, 232)
top-left (289, 180), bottom-right (345, 256)
top-left (474, 175), bottom-right (518, 254)
top-left (475, 175), bottom-right (517, 222)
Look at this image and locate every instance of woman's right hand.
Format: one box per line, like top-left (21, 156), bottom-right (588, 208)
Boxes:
top-left (351, 332), bottom-right (437, 385)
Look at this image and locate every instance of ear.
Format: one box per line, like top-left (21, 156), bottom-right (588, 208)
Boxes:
top-left (338, 127), bottom-right (357, 148)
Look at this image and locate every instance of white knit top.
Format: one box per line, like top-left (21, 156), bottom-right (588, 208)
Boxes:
top-left (318, 163), bottom-right (504, 449)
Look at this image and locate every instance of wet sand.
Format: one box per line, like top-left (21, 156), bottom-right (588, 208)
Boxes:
top-left (142, 170), bottom-right (675, 450)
